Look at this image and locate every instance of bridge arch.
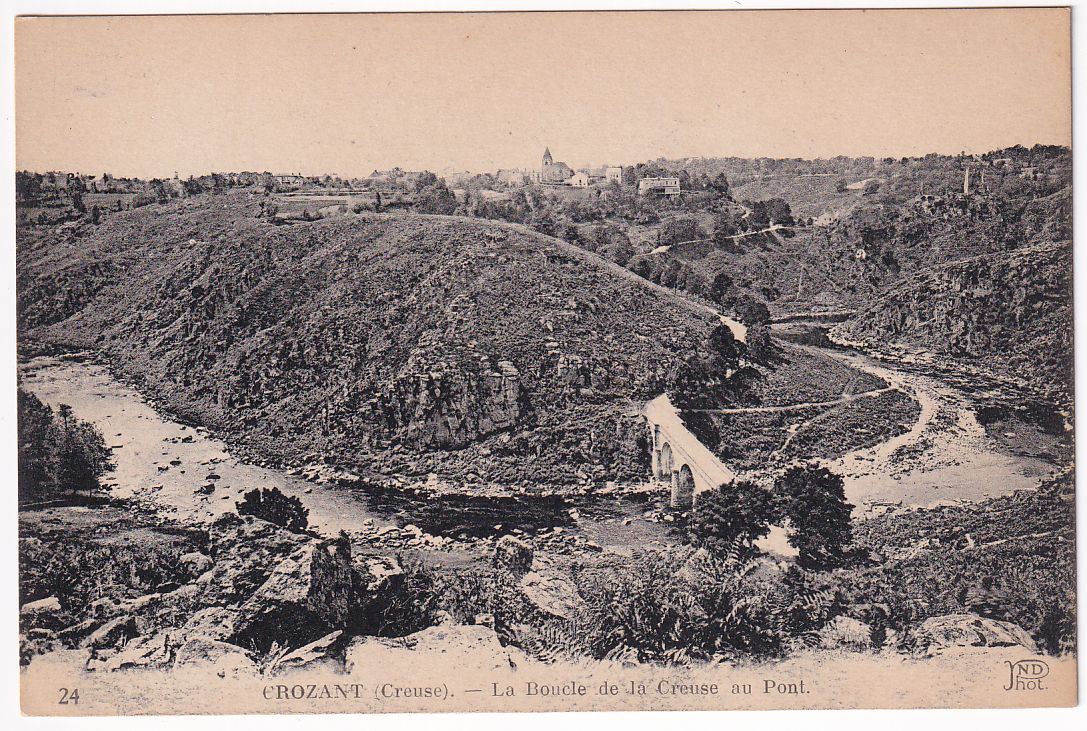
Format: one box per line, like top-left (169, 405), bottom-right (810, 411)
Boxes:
top-left (672, 464), bottom-right (695, 508)
top-left (658, 442), bottom-right (674, 480)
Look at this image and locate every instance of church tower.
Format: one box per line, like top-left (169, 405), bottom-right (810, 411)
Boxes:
top-left (542, 147), bottom-right (553, 167)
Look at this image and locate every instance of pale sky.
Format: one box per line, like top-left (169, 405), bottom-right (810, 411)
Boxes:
top-left (15, 9), bottom-right (1071, 179)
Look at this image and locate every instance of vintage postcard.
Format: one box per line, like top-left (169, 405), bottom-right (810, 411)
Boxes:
top-left (14, 7), bottom-right (1076, 715)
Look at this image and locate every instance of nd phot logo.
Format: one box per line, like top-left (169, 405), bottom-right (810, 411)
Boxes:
top-left (1003, 659), bottom-right (1049, 691)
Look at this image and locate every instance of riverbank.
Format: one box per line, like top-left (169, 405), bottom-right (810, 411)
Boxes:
top-left (18, 352), bottom-right (683, 560)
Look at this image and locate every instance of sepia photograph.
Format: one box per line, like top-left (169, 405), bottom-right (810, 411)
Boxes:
top-left (9, 4), bottom-right (1078, 717)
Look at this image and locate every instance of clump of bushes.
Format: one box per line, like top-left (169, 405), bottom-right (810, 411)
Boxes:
top-left (19, 533), bottom-right (196, 615)
top-left (17, 389), bottom-right (112, 505)
top-left (685, 464), bottom-right (854, 571)
top-left (686, 480), bottom-right (774, 557)
top-left (537, 550), bottom-right (826, 664)
top-left (236, 487), bottom-right (309, 532)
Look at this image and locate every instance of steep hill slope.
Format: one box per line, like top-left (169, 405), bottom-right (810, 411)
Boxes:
top-left (633, 186), bottom-right (1071, 318)
top-left (834, 241), bottom-right (1073, 406)
top-left (18, 194), bottom-right (720, 487)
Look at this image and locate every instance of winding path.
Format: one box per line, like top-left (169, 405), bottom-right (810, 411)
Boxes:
top-left (684, 386), bottom-right (893, 415)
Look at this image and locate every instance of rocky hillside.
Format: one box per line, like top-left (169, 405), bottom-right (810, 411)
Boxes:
top-left (644, 186), bottom-right (1071, 317)
top-left (18, 194), bottom-right (719, 487)
top-left (835, 241), bottom-right (1073, 405)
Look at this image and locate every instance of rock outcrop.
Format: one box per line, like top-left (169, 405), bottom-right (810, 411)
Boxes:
top-left (837, 241), bottom-right (1072, 403)
top-left (913, 613), bottom-right (1038, 655)
top-left (377, 358), bottom-right (528, 448)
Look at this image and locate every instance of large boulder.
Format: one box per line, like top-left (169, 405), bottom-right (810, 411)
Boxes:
top-left (174, 638), bottom-right (256, 676)
top-left (231, 535), bottom-right (353, 651)
top-left (356, 556), bottom-right (405, 593)
top-left (98, 632), bottom-right (174, 672)
top-left (205, 514), bottom-right (313, 604)
top-left (269, 630), bottom-right (346, 675)
top-left (179, 552), bottom-right (214, 579)
top-left (493, 536), bottom-right (533, 577)
top-left (518, 571), bottom-right (584, 620)
top-left (348, 555), bottom-right (405, 631)
top-left (914, 613), bottom-right (1038, 655)
top-left (20, 597), bottom-right (64, 630)
top-left (21, 596), bottom-right (61, 616)
top-left (83, 615), bottom-right (139, 650)
top-left (178, 607), bottom-right (242, 644)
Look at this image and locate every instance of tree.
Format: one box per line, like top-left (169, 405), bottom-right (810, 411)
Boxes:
top-left (764, 198), bottom-right (794, 226)
top-left (236, 487), bottom-right (309, 532)
top-left (709, 172), bottom-right (731, 198)
top-left (15, 172), bottom-right (42, 204)
top-left (746, 200), bottom-right (770, 229)
top-left (660, 260), bottom-right (683, 288)
top-left (182, 177), bottom-right (205, 196)
top-left (596, 226), bottom-right (634, 266)
top-left (862, 179), bottom-right (881, 195)
top-left (708, 272), bottom-right (736, 307)
top-left (150, 179), bottom-right (169, 203)
top-left (561, 223), bottom-right (580, 244)
top-left (18, 390), bottom-right (111, 504)
top-left (712, 211), bottom-right (740, 245)
top-left (706, 323), bottom-right (742, 374)
top-left (687, 480), bottom-right (774, 555)
top-left (734, 294), bottom-right (771, 326)
top-left (834, 179), bottom-right (849, 193)
top-left (414, 182), bottom-right (457, 215)
top-left (412, 170), bottom-right (441, 193)
top-left (657, 216), bottom-right (704, 248)
top-left (775, 464), bottom-right (853, 570)
top-left (745, 323), bottom-right (774, 362)
top-left (530, 211), bottom-right (557, 237)
top-left (90, 205), bottom-right (101, 225)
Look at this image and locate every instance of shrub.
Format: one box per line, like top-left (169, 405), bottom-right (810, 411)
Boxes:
top-left (687, 480), bottom-right (775, 556)
top-left (776, 464), bottom-right (853, 570)
top-left (563, 549), bottom-right (805, 663)
top-left (236, 487), bottom-right (309, 532)
top-left (19, 534), bottom-right (193, 614)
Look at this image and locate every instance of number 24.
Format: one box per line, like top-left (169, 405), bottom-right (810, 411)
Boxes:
top-left (58, 688), bottom-right (80, 705)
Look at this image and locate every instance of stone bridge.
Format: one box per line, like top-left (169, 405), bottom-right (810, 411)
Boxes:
top-left (644, 394), bottom-right (736, 508)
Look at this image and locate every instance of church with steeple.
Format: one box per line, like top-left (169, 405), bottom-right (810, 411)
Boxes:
top-left (538, 146), bottom-right (574, 184)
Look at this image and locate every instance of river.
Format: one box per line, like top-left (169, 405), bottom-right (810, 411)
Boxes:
top-left (19, 338), bottom-right (1060, 548)
top-left (772, 322), bottom-right (1062, 514)
top-left (19, 353), bottom-right (676, 552)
